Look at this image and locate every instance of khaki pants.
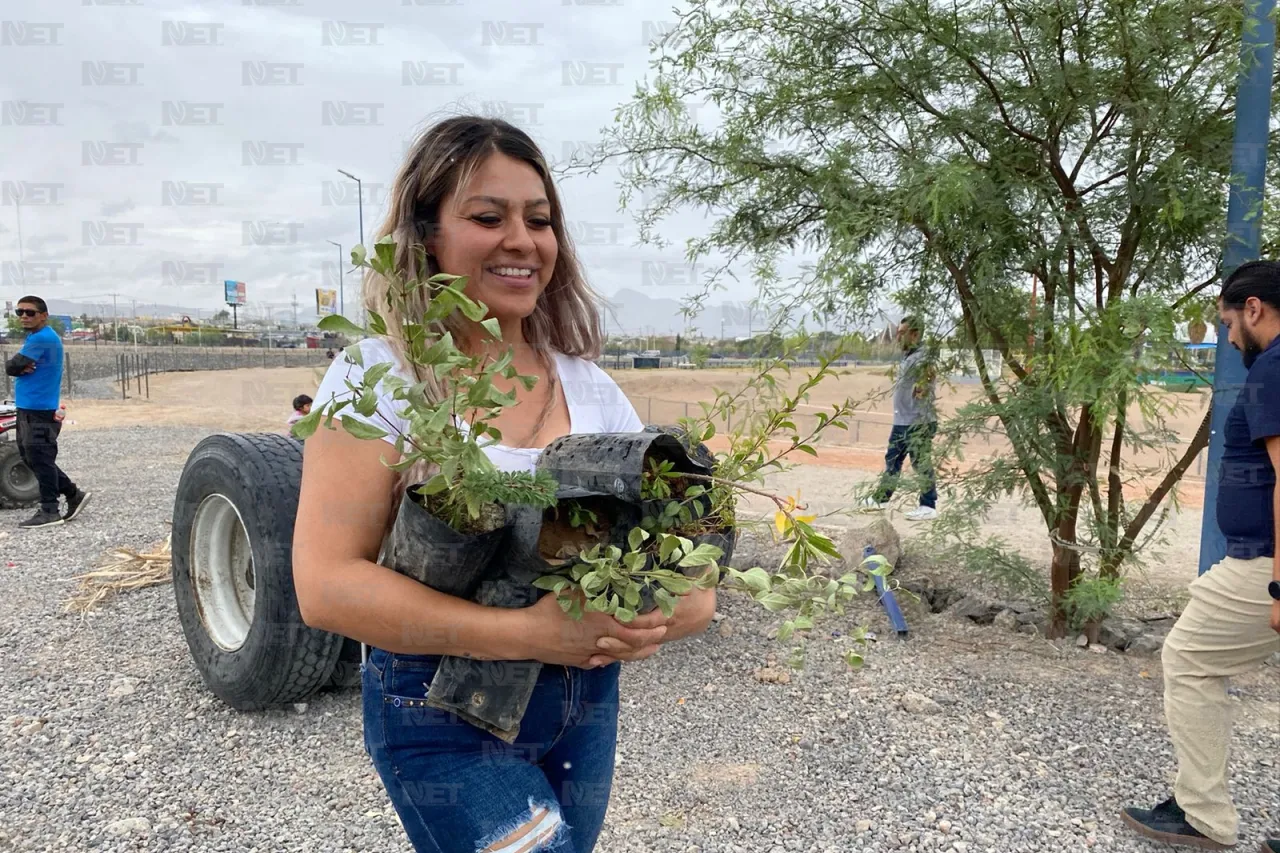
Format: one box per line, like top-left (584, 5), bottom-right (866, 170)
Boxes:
top-left (1162, 555), bottom-right (1280, 846)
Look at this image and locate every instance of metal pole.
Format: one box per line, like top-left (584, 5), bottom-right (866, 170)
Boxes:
top-left (327, 240), bottom-right (344, 318)
top-left (1199, 0), bottom-right (1276, 576)
top-left (145, 356), bottom-right (149, 399)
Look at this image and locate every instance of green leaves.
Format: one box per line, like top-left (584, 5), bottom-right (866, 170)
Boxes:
top-left (317, 314), bottom-right (365, 339)
top-left (338, 415), bottom-right (388, 441)
top-left (289, 407), bottom-right (323, 440)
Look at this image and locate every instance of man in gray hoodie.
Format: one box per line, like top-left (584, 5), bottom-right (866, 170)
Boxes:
top-left (860, 315), bottom-right (938, 521)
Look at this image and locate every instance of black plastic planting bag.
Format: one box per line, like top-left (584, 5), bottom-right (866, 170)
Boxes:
top-left (537, 430), bottom-right (712, 503)
top-left (382, 428), bottom-right (737, 742)
top-left (382, 488), bottom-right (508, 595)
top-left (422, 502), bottom-right (547, 743)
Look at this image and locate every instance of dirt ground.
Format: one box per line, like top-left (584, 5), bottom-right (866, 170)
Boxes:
top-left (62, 363), bottom-right (1208, 597)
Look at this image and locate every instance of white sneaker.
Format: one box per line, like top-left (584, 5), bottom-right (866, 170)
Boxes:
top-left (858, 496), bottom-right (889, 512)
top-left (905, 506), bottom-right (938, 521)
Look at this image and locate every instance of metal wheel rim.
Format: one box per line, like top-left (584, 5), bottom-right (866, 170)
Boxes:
top-left (4, 455), bottom-right (37, 494)
top-left (190, 493), bottom-right (256, 652)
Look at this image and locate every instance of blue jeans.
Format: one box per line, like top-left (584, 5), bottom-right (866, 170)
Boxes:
top-left (362, 648), bottom-right (620, 853)
top-left (874, 421), bottom-right (938, 508)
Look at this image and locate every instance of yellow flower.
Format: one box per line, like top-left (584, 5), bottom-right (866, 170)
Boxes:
top-left (774, 491), bottom-right (817, 537)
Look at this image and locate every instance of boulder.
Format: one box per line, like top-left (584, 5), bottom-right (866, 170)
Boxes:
top-left (1126, 633), bottom-right (1168, 656)
top-left (840, 517), bottom-right (902, 571)
top-left (947, 595), bottom-right (1002, 625)
top-left (992, 609), bottom-right (1020, 633)
top-left (1098, 618), bottom-right (1146, 652)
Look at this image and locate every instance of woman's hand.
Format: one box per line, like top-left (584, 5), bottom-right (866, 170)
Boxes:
top-left (586, 585), bottom-right (718, 667)
top-left (518, 592), bottom-right (670, 669)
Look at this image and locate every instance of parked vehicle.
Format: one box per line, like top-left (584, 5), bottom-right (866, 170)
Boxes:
top-left (0, 401), bottom-right (39, 509)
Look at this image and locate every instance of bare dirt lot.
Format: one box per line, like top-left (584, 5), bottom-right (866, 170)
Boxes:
top-left (5, 368), bottom-right (1274, 853)
top-left (58, 362), bottom-right (1211, 598)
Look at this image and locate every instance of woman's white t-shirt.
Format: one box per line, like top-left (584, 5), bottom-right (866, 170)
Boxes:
top-left (312, 337), bottom-right (645, 472)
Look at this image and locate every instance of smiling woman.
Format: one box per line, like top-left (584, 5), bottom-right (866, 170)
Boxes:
top-left (290, 116), bottom-right (717, 853)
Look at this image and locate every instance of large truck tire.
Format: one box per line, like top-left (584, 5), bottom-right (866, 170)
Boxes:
top-left (326, 637), bottom-right (364, 690)
top-left (0, 443), bottom-right (39, 509)
top-left (171, 432), bottom-right (342, 710)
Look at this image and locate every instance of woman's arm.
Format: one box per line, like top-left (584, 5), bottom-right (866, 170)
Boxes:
top-left (292, 425), bottom-right (527, 658)
top-left (292, 424), bottom-right (669, 664)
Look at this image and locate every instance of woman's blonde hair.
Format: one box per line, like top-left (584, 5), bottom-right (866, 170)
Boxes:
top-left (361, 115), bottom-right (604, 500)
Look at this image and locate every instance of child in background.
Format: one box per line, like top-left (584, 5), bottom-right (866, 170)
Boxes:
top-left (287, 394), bottom-right (312, 427)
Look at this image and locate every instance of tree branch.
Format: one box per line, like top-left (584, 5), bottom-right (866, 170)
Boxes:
top-left (1113, 409), bottom-right (1211, 563)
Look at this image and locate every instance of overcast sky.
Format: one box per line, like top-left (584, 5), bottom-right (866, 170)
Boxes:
top-left (1, 0), bottom-right (778, 329)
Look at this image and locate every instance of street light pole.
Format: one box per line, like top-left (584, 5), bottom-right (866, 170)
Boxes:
top-left (1198, 0), bottom-right (1276, 576)
top-left (337, 168), bottom-right (365, 325)
top-left (326, 240), bottom-right (344, 317)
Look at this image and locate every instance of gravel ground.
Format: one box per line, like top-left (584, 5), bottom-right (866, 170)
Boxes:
top-left (1, 425), bottom-right (1277, 853)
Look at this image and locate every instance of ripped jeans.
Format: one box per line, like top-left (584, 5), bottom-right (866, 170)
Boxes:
top-left (362, 648), bottom-right (621, 853)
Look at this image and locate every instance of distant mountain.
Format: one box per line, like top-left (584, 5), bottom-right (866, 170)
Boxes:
top-left (599, 288), bottom-right (846, 338)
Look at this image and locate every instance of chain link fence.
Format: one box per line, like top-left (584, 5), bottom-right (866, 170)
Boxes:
top-left (2, 343), bottom-right (334, 401)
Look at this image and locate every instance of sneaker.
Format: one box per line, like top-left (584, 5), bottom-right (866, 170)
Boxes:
top-left (857, 496), bottom-right (888, 512)
top-left (1120, 797), bottom-right (1233, 850)
top-left (905, 506), bottom-right (938, 521)
top-left (1262, 840), bottom-right (1279, 853)
top-left (18, 509), bottom-right (64, 530)
top-left (63, 488), bottom-right (91, 522)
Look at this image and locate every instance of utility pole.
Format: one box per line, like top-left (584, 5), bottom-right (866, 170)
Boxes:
top-left (292, 292), bottom-right (299, 329)
top-left (1199, 0), bottom-right (1276, 576)
top-left (111, 294), bottom-right (118, 343)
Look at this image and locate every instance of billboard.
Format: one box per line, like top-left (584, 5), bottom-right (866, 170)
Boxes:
top-left (223, 280), bottom-right (246, 306)
top-left (315, 288), bottom-right (338, 317)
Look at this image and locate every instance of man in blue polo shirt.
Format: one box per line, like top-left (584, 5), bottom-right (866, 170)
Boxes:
top-left (4, 296), bottom-right (90, 529)
top-left (1122, 261), bottom-right (1280, 852)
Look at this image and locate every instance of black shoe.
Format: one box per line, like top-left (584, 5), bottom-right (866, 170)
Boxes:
top-left (1261, 839), bottom-right (1279, 853)
top-left (63, 488), bottom-right (91, 521)
top-left (18, 509), bottom-right (64, 529)
top-left (1120, 797), bottom-right (1233, 849)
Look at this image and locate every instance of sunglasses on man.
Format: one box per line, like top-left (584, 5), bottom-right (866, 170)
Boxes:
top-left (13, 308), bottom-right (41, 317)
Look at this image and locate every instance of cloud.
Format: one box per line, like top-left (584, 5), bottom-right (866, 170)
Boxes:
top-left (0, 0), bottom-right (794, 329)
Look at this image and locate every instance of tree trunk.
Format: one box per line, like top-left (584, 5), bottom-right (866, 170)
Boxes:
top-left (1047, 539), bottom-right (1082, 639)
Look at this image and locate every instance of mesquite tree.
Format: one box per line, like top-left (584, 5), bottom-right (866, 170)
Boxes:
top-left (576, 0), bottom-right (1274, 636)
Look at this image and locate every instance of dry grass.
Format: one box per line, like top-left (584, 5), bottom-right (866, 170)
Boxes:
top-left (62, 533), bottom-right (172, 618)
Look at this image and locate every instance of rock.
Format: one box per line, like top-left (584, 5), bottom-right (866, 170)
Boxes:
top-left (753, 667), bottom-right (791, 685)
top-left (992, 609), bottom-right (1020, 632)
top-left (899, 692), bottom-right (942, 715)
top-left (1014, 610), bottom-right (1042, 625)
top-left (856, 820), bottom-right (872, 833)
top-left (711, 611), bottom-right (726, 622)
top-left (292, 703), bottom-right (308, 715)
top-left (1089, 643), bottom-right (1108, 655)
top-left (105, 817), bottom-right (150, 836)
top-left (947, 596), bottom-right (1002, 625)
top-left (1126, 634), bottom-right (1167, 656)
top-left (1075, 634), bottom-right (1089, 648)
top-left (107, 676), bottom-right (139, 698)
top-left (1018, 623), bottom-right (1040, 636)
top-left (718, 623), bottom-right (733, 639)
top-left (938, 820), bottom-right (952, 833)
top-left (930, 586), bottom-right (963, 612)
top-left (1267, 651), bottom-right (1280, 668)
top-left (840, 518), bottom-right (902, 571)
top-left (20, 719), bottom-right (46, 736)
top-left (1098, 618), bottom-right (1145, 651)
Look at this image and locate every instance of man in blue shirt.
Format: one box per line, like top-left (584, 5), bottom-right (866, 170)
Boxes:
top-left (4, 296), bottom-right (90, 529)
top-left (1122, 261), bottom-right (1280, 852)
